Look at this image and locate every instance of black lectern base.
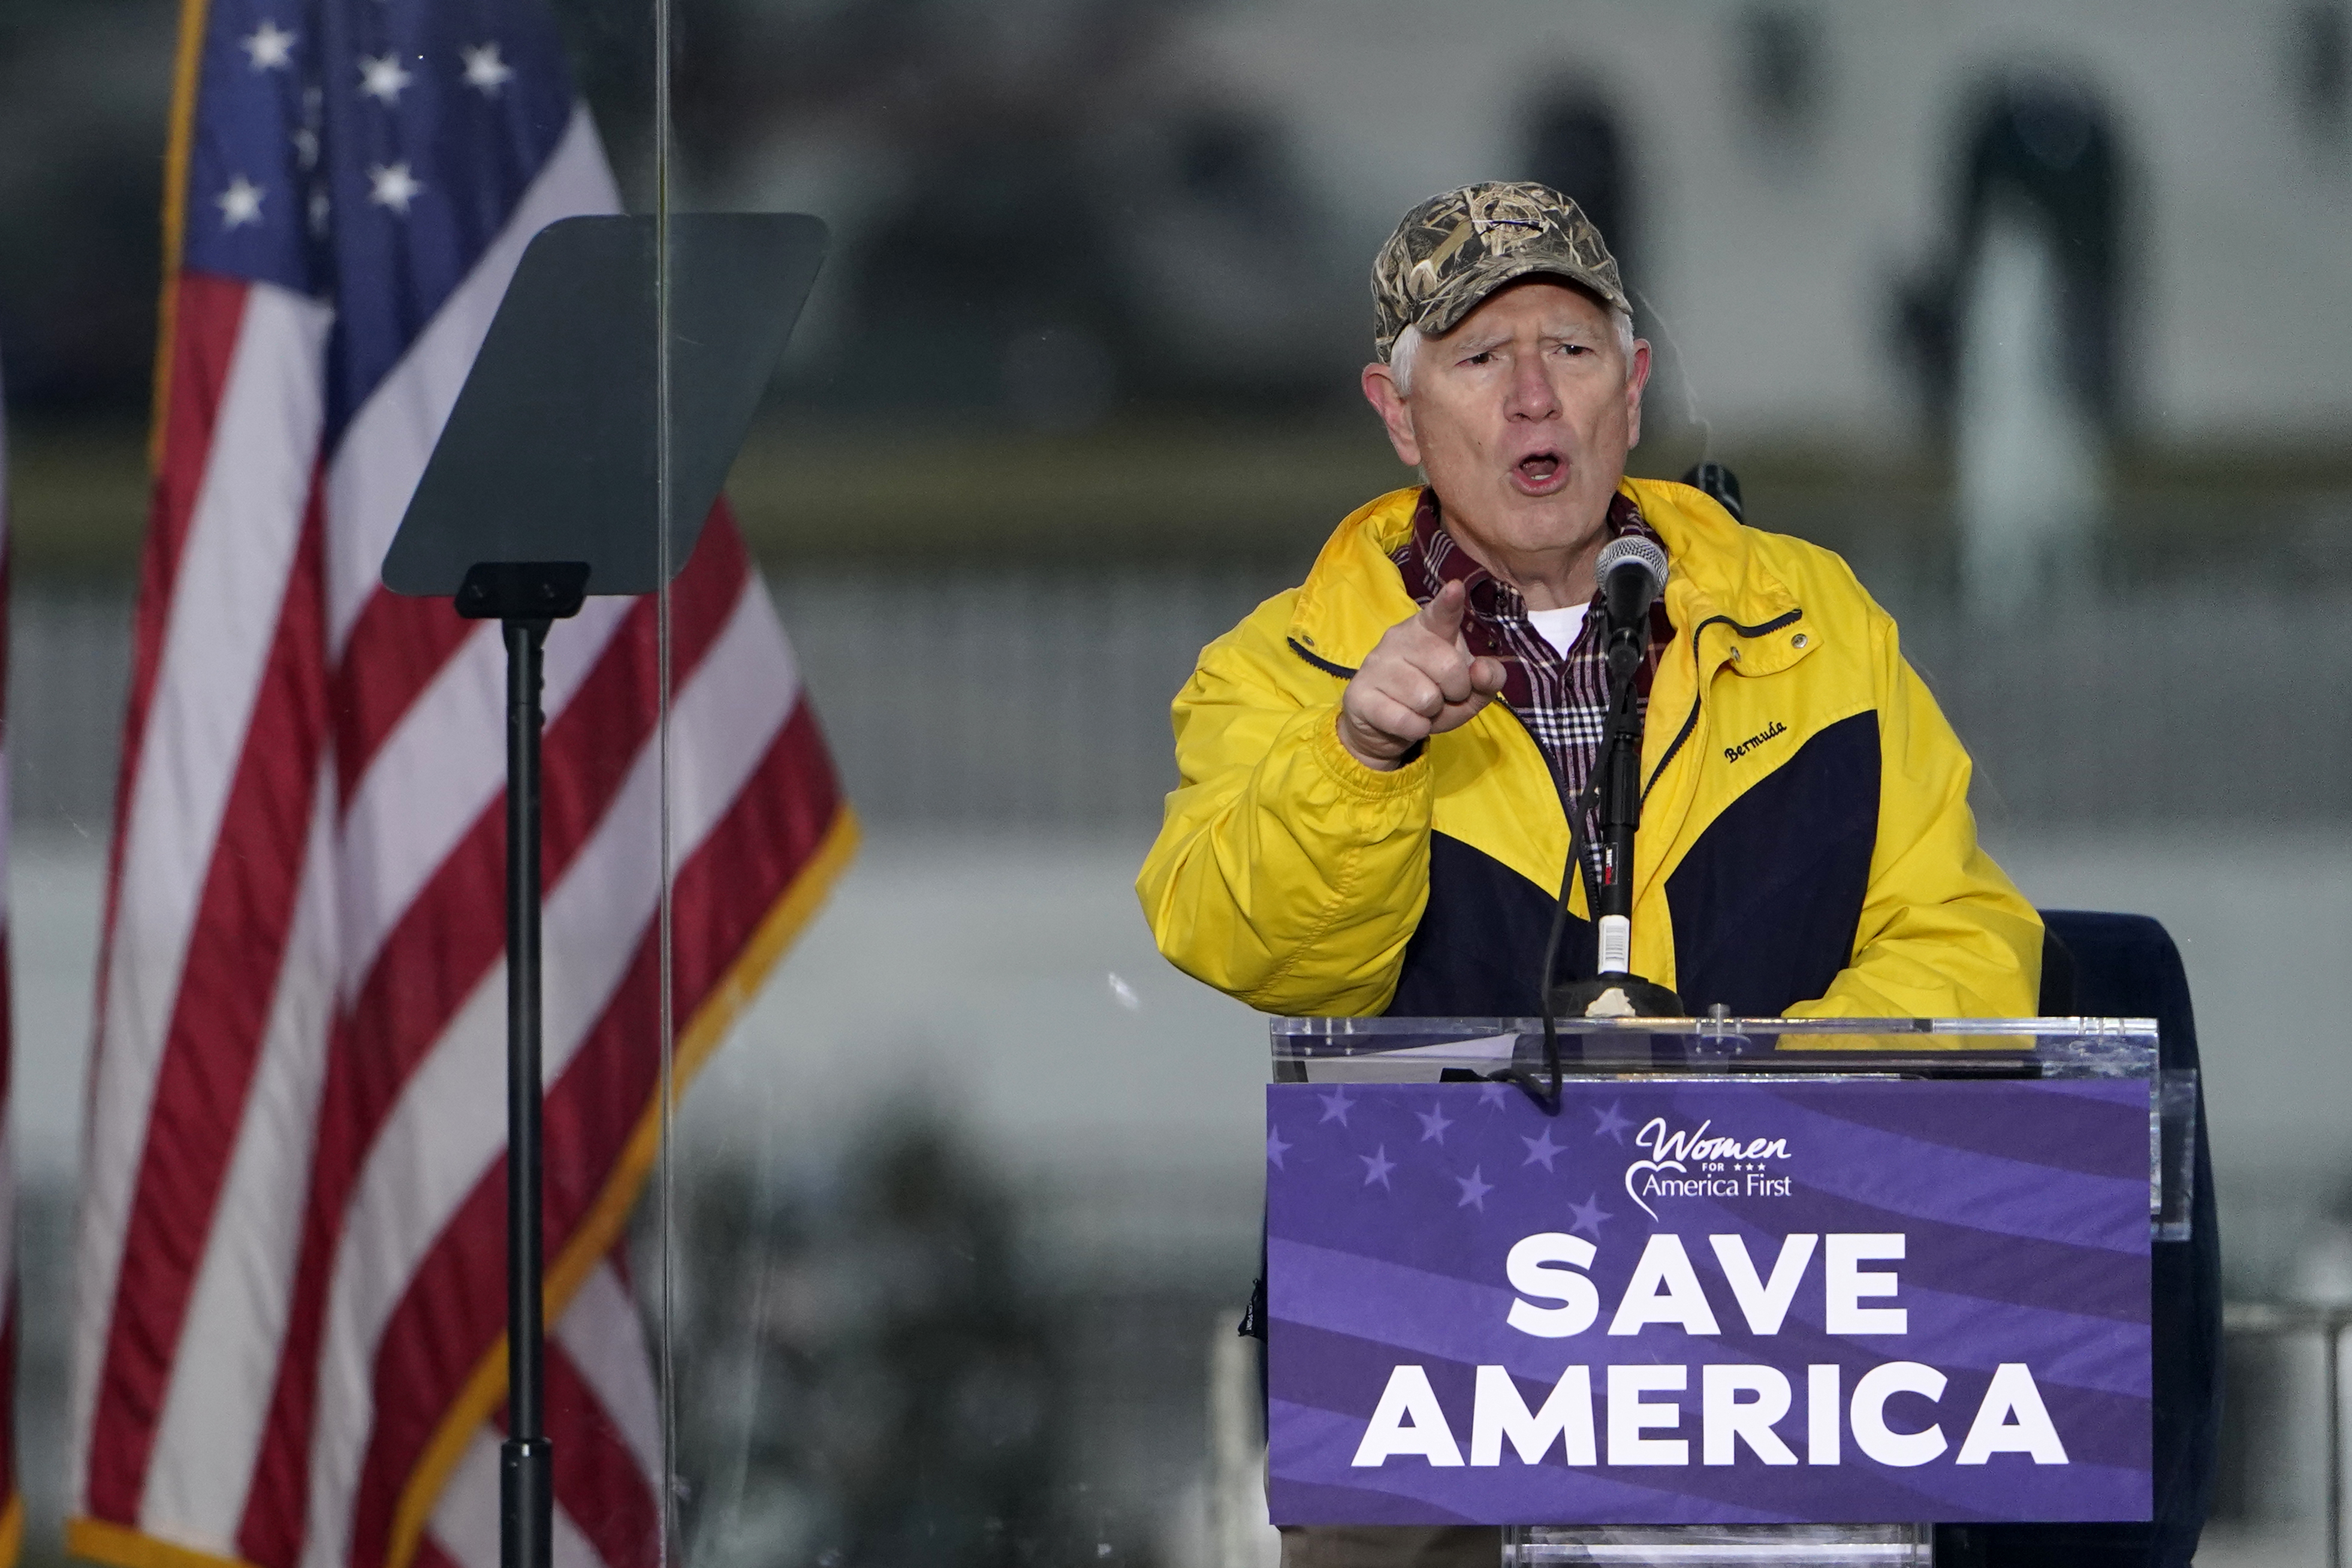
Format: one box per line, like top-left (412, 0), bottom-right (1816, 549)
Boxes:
top-left (1548, 973), bottom-right (1685, 1018)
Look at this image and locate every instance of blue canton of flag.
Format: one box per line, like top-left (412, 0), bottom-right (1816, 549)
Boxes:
top-left (182, 0), bottom-right (575, 444)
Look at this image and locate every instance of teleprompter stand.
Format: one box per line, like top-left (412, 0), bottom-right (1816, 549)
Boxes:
top-left (383, 213), bottom-right (827, 1568)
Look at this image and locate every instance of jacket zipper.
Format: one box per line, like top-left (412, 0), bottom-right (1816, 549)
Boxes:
top-left (1287, 637), bottom-right (1356, 679)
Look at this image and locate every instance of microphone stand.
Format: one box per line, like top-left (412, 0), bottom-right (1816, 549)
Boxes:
top-left (1548, 614), bottom-right (1684, 1020)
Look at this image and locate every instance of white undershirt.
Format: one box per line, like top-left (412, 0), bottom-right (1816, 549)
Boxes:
top-left (1525, 602), bottom-right (1590, 659)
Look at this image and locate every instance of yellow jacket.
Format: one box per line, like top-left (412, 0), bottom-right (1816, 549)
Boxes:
top-left (1136, 478), bottom-right (2040, 1020)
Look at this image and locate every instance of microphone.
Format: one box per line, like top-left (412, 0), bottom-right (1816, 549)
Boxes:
top-left (1595, 535), bottom-right (1669, 676)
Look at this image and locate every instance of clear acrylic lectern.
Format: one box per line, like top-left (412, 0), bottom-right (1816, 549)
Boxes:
top-left (1267, 1016), bottom-right (2196, 1568)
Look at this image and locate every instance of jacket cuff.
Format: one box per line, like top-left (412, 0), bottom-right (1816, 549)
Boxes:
top-left (1311, 710), bottom-right (1435, 800)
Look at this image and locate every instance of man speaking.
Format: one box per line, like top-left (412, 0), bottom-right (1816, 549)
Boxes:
top-left (1135, 178), bottom-right (2042, 1565)
top-left (1139, 181), bottom-right (2038, 1029)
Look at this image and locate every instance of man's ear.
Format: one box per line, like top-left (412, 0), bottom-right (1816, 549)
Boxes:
top-left (1361, 361), bottom-right (1422, 468)
top-left (1624, 339), bottom-right (1653, 450)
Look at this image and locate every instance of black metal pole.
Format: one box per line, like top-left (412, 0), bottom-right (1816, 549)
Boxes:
top-left (1594, 676), bottom-right (1641, 943)
top-left (1592, 639), bottom-right (1644, 975)
top-left (2330, 1318), bottom-right (2344, 1568)
top-left (501, 616), bottom-right (552, 1568)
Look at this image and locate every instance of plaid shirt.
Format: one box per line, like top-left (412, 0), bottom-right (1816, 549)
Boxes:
top-left (1391, 487), bottom-right (1670, 882)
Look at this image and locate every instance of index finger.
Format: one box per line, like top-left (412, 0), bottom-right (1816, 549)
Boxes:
top-left (1417, 578), bottom-right (1469, 641)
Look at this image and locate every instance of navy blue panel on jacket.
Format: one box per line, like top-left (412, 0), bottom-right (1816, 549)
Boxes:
top-left (1663, 711), bottom-right (1879, 1015)
top-left (1386, 831), bottom-right (1594, 1016)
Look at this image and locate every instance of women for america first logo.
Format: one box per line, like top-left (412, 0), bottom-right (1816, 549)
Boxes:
top-left (1626, 1115), bottom-right (1795, 1219)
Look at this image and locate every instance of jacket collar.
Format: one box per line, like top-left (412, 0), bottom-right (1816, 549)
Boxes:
top-left (1286, 477), bottom-right (1803, 673)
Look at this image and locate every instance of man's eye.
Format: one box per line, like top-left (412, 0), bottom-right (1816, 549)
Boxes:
top-left (1465, 351), bottom-right (1494, 366)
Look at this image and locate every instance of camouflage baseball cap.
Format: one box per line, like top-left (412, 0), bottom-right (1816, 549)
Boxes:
top-left (1371, 182), bottom-right (1628, 361)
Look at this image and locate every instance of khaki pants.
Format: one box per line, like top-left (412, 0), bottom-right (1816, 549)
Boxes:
top-left (1277, 1527), bottom-right (1501, 1567)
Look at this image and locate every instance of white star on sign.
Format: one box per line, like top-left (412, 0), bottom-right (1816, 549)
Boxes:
top-left (1455, 1165), bottom-right (1495, 1211)
top-left (216, 175), bottom-right (266, 229)
top-left (367, 161), bottom-right (422, 213)
top-left (1359, 1145), bottom-right (1396, 1190)
top-left (358, 52), bottom-right (413, 104)
top-left (460, 41), bottom-right (514, 95)
top-left (1567, 1192), bottom-right (1613, 1238)
top-left (1266, 1126), bottom-right (1292, 1169)
top-left (1416, 1102), bottom-right (1454, 1144)
top-left (1521, 1126), bottom-right (1566, 1171)
top-left (243, 19), bottom-right (296, 70)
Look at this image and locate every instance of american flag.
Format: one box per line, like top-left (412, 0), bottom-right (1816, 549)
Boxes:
top-left (69, 2), bottom-right (854, 1566)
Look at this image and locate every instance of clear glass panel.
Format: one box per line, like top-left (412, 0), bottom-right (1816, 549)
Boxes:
top-left (574, 6), bottom-right (2321, 1567)
top-left (640, 3), bottom-right (1284, 1561)
top-left (0, 3), bottom-right (2319, 1564)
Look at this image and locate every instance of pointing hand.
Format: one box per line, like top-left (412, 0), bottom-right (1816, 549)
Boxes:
top-left (1337, 580), bottom-right (1509, 771)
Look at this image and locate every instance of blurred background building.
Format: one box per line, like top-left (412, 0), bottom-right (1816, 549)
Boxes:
top-left (6, 0), bottom-right (2352, 1563)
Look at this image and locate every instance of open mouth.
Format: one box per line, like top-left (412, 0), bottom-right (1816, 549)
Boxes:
top-left (1513, 450), bottom-right (1567, 493)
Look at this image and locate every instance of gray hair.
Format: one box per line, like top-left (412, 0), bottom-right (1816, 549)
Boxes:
top-left (1387, 305), bottom-right (1636, 397)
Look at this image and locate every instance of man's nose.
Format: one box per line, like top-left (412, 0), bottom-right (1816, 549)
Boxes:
top-left (1506, 352), bottom-right (1560, 421)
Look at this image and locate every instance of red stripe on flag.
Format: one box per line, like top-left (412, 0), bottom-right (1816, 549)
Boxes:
top-left (84, 482), bottom-right (330, 1521)
top-left (340, 702), bottom-right (839, 1568)
top-left (667, 700), bottom-right (844, 1008)
top-left (541, 1340), bottom-right (658, 1568)
top-left (237, 523), bottom-right (750, 1566)
top-left (97, 275), bottom-right (252, 1051)
top-left (541, 511), bottom-right (750, 868)
top-left (331, 594), bottom-right (476, 807)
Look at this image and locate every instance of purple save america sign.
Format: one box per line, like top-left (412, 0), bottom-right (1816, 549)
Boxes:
top-left (1265, 1078), bottom-right (2152, 1526)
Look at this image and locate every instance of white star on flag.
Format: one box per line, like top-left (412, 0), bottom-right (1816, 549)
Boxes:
top-left (242, 19), bottom-right (295, 70)
top-left (216, 175), bottom-right (266, 229)
top-left (460, 41), bottom-right (515, 95)
top-left (308, 187), bottom-right (331, 236)
top-left (358, 52), bottom-right (414, 103)
top-left (367, 162), bottom-right (422, 213)
top-left (291, 126), bottom-right (318, 170)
